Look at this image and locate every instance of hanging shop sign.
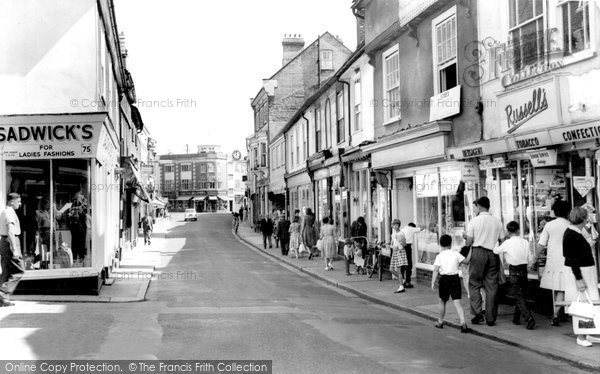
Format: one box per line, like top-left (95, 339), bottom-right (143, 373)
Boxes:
top-left (429, 85), bottom-right (461, 122)
top-left (528, 149), bottom-right (558, 167)
top-left (573, 176), bottom-right (595, 197)
top-left (415, 172), bottom-right (438, 198)
top-left (479, 156), bottom-right (506, 170)
top-left (498, 79), bottom-right (558, 135)
top-left (460, 162), bottom-right (480, 181)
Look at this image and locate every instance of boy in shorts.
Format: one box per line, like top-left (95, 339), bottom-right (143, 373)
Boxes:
top-left (431, 234), bottom-right (472, 333)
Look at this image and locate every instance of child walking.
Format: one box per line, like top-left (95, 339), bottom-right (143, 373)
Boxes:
top-left (343, 239), bottom-right (355, 276)
top-left (494, 221), bottom-right (535, 329)
top-left (431, 234), bottom-right (472, 333)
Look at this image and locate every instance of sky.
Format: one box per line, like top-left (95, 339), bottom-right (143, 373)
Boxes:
top-left (114, 0), bottom-right (357, 157)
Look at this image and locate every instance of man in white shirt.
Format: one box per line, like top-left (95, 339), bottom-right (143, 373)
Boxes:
top-left (0, 193), bottom-right (24, 307)
top-left (401, 223), bottom-right (420, 288)
top-left (465, 196), bottom-right (504, 326)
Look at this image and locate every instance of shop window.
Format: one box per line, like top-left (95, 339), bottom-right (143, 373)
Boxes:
top-left (560, 0), bottom-right (591, 56)
top-left (433, 8), bottom-right (458, 93)
top-left (509, 0), bottom-right (545, 71)
top-left (8, 159), bottom-right (92, 271)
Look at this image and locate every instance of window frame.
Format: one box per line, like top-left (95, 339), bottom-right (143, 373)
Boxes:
top-left (382, 44), bottom-right (401, 124)
top-left (315, 106), bottom-right (322, 152)
top-left (508, 0), bottom-right (546, 72)
top-left (324, 99), bottom-right (331, 148)
top-left (336, 89), bottom-right (345, 144)
top-left (320, 49), bottom-right (334, 71)
top-left (432, 6), bottom-right (458, 94)
top-left (353, 72), bottom-right (362, 132)
top-left (557, 0), bottom-right (595, 63)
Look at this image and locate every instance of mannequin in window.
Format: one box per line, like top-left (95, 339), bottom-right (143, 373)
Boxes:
top-left (67, 192), bottom-right (88, 264)
top-left (35, 197), bottom-right (61, 268)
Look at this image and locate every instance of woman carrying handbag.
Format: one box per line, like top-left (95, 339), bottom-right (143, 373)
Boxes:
top-left (562, 207), bottom-right (600, 347)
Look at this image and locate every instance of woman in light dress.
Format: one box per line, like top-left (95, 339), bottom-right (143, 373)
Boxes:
top-left (289, 216), bottom-right (302, 259)
top-left (320, 217), bottom-right (337, 270)
top-left (535, 200), bottom-right (571, 326)
top-left (390, 219), bottom-right (407, 293)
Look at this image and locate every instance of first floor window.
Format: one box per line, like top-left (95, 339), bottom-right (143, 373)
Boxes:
top-left (560, 0), bottom-right (591, 56)
top-left (383, 46), bottom-right (401, 122)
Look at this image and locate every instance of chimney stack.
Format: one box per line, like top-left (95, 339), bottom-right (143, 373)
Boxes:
top-left (282, 34), bottom-right (305, 66)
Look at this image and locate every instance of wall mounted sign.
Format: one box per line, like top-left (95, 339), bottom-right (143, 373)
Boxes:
top-left (498, 79), bottom-right (558, 135)
top-left (480, 156), bottom-right (506, 169)
top-left (429, 85), bottom-right (461, 122)
top-left (528, 149), bottom-right (557, 167)
top-left (505, 87), bottom-right (549, 133)
top-left (573, 176), bottom-right (595, 197)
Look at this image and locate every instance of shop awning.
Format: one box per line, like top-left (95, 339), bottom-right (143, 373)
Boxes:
top-left (124, 160), bottom-right (150, 203)
top-left (192, 196), bottom-right (205, 201)
top-left (175, 196), bottom-right (192, 201)
top-left (151, 198), bottom-right (166, 207)
top-left (207, 196), bottom-right (218, 201)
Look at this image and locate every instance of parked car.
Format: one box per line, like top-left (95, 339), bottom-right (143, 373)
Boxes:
top-left (184, 208), bottom-right (198, 221)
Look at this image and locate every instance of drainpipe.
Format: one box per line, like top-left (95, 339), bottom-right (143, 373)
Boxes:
top-left (302, 112), bottom-right (314, 212)
top-left (337, 77), bottom-right (352, 236)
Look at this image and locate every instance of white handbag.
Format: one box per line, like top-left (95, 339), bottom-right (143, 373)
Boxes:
top-left (380, 244), bottom-right (391, 257)
top-left (568, 291), bottom-right (596, 320)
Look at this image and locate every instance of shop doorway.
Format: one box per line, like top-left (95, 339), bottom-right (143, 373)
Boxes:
top-left (395, 178), bottom-right (414, 226)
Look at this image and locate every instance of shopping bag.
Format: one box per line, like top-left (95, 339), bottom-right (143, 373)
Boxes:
top-left (380, 244), bottom-right (391, 257)
top-left (316, 239), bottom-right (323, 251)
top-left (298, 243), bottom-right (309, 254)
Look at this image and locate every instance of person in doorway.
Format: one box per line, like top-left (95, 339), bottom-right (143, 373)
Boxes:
top-left (0, 193), bottom-right (24, 307)
top-left (239, 207), bottom-right (244, 222)
top-left (431, 234), bottom-right (472, 333)
top-left (465, 196), bottom-right (505, 326)
top-left (401, 222), bottom-right (420, 288)
top-left (141, 213), bottom-right (153, 245)
top-left (260, 214), bottom-right (273, 249)
top-left (494, 221), bottom-right (536, 330)
top-left (562, 207), bottom-right (600, 347)
top-left (302, 208), bottom-right (317, 259)
top-left (320, 217), bottom-right (337, 270)
top-left (534, 200), bottom-right (571, 326)
top-left (390, 219), bottom-right (407, 293)
top-left (277, 212), bottom-right (291, 256)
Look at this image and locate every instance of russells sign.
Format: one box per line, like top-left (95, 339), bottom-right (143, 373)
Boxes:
top-left (505, 88), bottom-right (548, 133)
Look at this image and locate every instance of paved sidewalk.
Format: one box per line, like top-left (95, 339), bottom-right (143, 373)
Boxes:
top-left (235, 221), bottom-right (600, 371)
top-left (13, 217), bottom-right (173, 303)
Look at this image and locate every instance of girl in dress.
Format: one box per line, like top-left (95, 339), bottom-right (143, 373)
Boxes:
top-left (289, 216), bottom-right (302, 259)
top-left (390, 218), bottom-right (407, 293)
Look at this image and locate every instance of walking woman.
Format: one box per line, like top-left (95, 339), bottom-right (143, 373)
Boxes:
top-left (562, 207), bottom-right (600, 347)
top-left (302, 208), bottom-right (318, 260)
top-left (320, 217), bottom-right (337, 270)
top-left (535, 200), bottom-right (571, 326)
top-left (289, 216), bottom-right (302, 259)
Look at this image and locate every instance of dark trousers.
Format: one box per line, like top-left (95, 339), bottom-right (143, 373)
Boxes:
top-left (469, 247), bottom-right (500, 323)
top-left (509, 264), bottom-right (531, 320)
top-left (262, 234), bottom-right (272, 249)
top-left (401, 244), bottom-right (413, 283)
top-left (0, 238), bottom-right (25, 300)
top-left (280, 239), bottom-right (289, 255)
top-left (71, 228), bottom-right (87, 260)
top-left (143, 230), bottom-right (151, 245)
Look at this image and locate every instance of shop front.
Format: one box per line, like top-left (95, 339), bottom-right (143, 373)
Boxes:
top-left (285, 170), bottom-right (312, 217)
top-left (0, 113), bottom-right (120, 294)
top-left (447, 74), bottom-right (600, 297)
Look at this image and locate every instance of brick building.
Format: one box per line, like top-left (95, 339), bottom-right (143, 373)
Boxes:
top-left (247, 33), bottom-right (351, 226)
top-left (159, 146), bottom-right (246, 212)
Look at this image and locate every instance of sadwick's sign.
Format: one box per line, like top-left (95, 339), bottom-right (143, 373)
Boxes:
top-left (0, 124), bottom-right (94, 142)
top-left (505, 87), bottom-right (548, 134)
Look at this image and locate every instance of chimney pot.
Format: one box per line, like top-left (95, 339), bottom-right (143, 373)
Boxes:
top-left (282, 33), bottom-right (305, 66)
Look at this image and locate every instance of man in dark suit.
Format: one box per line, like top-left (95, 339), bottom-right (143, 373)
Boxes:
top-left (277, 212), bottom-right (291, 256)
top-left (260, 214), bottom-right (273, 249)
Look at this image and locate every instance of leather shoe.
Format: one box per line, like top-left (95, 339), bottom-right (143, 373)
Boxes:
top-left (435, 322), bottom-right (443, 329)
top-left (404, 283), bottom-right (414, 289)
top-left (486, 321), bottom-right (496, 327)
top-left (526, 317), bottom-right (536, 330)
top-left (461, 325), bottom-right (473, 333)
top-left (550, 317), bottom-right (560, 327)
top-left (471, 315), bottom-right (484, 325)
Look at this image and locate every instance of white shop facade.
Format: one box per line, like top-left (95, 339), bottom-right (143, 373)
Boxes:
top-left (0, 113), bottom-right (120, 294)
